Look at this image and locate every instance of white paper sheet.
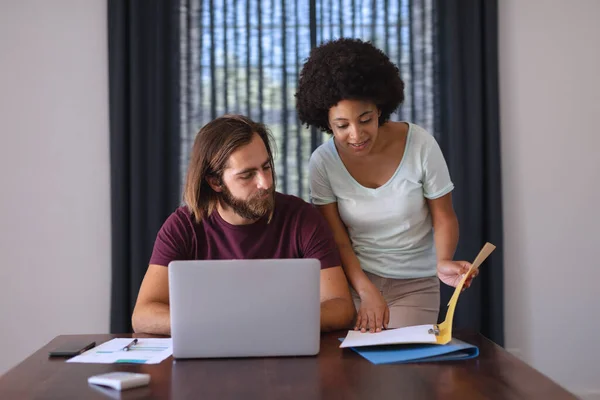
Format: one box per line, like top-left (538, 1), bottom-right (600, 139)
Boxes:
top-left (67, 338), bottom-right (173, 364)
top-left (339, 324), bottom-right (438, 348)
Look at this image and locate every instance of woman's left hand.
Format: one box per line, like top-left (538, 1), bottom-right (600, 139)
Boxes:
top-left (437, 260), bottom-right (478, 289)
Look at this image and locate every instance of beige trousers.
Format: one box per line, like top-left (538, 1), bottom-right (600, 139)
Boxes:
top-left (350, 271), bottom-right (440, 329)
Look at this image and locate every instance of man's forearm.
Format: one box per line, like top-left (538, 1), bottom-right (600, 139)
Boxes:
top-left (131, 302), bottom-right (171, 335)
top-left (320, 297), bottom-right (355, 332)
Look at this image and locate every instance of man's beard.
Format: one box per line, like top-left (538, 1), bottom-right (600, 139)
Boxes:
top-left (220, 184), bottom-right (275, 221)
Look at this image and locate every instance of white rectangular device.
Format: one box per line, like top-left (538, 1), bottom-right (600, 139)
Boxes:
top-left (88, 372), bottom-right (150, 391)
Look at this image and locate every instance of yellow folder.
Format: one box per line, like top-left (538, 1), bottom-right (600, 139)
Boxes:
top-left (435, 242), bottom-right (496, 344)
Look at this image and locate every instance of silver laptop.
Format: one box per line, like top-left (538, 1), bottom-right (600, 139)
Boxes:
top-left (168, 258), bottom-right (321, 358)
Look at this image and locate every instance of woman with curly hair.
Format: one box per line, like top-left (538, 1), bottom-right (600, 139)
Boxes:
top-left (296, 38), bottom-right (476, 333)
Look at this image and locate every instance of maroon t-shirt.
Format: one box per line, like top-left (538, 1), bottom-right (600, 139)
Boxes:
top-left (149, 192), bottom-right (341, 269)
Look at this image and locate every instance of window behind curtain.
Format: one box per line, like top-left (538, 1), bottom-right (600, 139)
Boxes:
top-left (179, 0), bottom-right (434, 200)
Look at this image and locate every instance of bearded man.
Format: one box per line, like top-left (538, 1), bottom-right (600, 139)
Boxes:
top-left (132, 115), bottom-right (355, 335)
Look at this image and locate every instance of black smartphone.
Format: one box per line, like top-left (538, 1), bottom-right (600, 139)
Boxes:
top-left (48, 340), bottom-right (96, 357)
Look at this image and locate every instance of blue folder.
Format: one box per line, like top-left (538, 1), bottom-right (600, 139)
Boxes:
top-left (339, 338), bottom-right (479, 365)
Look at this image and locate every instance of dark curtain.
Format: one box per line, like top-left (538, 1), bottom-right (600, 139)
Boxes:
top-left (179, 0), bottom-right (435, 200)
top-left (108, 0), bottom-right (182, 333)
top-left (434, 0), bottom-right (504, 346)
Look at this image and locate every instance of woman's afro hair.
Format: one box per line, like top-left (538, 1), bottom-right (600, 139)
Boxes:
top-left (295, 38), bottom-right (405, 133)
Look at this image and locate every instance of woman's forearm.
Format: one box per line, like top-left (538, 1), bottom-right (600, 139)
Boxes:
top-left (338, 243), bottom-right (376, 294)
top-left (432, 213), bottom-right (459, 262)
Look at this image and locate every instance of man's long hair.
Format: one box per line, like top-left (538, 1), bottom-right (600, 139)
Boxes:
top-left (183, 114), bottom-right (276, 224)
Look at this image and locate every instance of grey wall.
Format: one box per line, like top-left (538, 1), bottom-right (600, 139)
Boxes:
top-left (499, 0), bottom-right (600, 398)
top-left (0, 0), bottom-right (111, 375)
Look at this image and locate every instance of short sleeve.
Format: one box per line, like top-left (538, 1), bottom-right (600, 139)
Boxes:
top-left (308, 151), bottom-right (336, 205)
top-left (422, 135), bottom-right (454, 199)
top-left (149, 209), bottom-right (194, 266)
top-left (298, 203), bottom-right (341, 269)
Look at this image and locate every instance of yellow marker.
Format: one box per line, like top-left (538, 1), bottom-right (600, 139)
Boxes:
top-left (435, 242), bottom-right (496, 344)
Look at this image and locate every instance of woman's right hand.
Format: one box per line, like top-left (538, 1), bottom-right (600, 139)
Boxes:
top-left (355, 285), bottom-right (389, 333)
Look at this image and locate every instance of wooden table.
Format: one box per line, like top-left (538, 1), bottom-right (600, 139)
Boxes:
top-left (0, 331), bottom-right (576, 399)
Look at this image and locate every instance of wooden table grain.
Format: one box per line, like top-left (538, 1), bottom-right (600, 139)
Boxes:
top-left (0, 331), bottom-right (576, 399)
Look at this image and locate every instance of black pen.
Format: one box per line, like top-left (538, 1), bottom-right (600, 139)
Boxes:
top-left (122, 338), bottom-right (138, 352)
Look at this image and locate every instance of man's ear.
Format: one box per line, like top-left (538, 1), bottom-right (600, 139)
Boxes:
top-left (206, 176), bottom-right (223, 192)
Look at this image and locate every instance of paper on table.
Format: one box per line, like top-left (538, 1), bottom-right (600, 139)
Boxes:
top-left (339, 324), bottom-right (438, 348)
top-left (339, 242), bottom-right (496, 348)
top-left (67, 338), bottom-right (173, 364)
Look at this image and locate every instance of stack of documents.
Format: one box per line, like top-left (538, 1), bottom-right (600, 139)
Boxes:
top-left (339, 327), bottom-right (479, 364)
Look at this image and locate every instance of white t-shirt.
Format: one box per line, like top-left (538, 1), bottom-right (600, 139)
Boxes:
top-left (308, 122), bottom-right (454, 279)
